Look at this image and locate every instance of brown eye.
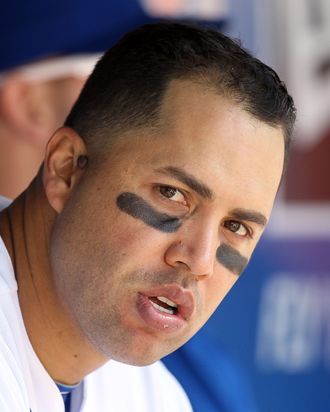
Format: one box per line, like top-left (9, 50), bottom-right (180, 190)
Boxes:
top-left (159, 186), bottom-right (186, 205)
top-left (224, 220), bottom-right (248, 237)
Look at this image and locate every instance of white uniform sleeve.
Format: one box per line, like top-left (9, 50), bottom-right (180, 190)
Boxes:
top-left (0, 297), bottom-right (30, 412)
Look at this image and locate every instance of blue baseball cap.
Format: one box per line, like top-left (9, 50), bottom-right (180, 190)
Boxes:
top-left (1, 0), bottom-right (154, 71)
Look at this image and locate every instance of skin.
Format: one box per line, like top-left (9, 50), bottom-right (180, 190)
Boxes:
top-left (0, 74), bottom-right (86, 198)
top-left (117, 193), bottom-right (247, 273)
top-left (116, 192), bottom-right (182, 233)
top-left (0, 79), bottom-right (284, 384)
top-left (216, 244), bottom-right (248, 275)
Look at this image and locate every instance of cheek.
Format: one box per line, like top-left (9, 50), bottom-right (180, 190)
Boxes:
top-left (106, 214), bottom-right (168, 265)
top-left (200, 272), bottom-right (238, 317)
top-left (216, 244), bottom-right (248, 275)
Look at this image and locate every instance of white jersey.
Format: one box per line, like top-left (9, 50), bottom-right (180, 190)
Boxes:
top-left (0, 235), bottom-right (192, 412)
top-left (0, 195), bottom-right (10, 210)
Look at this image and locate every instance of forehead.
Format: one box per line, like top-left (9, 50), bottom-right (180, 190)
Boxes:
top-left (98, 79), bottom-right (284, 215)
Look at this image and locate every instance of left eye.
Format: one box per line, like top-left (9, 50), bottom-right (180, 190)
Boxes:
top-left (159, 186), bottom-right (186, 204)
top-left (224, 220), bottom-right (249, 237)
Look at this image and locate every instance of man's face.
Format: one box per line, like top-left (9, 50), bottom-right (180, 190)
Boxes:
top-left (50, 80), bottom-right (284, 365)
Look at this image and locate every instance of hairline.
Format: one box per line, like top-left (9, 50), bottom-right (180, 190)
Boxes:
top-left (85, 75), bottom-right (287, 172)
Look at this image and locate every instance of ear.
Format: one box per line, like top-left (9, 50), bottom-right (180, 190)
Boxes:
top-left (0, 74), bottom-right (56, 146)
top-left (43, 127), bottom-right (87, 213)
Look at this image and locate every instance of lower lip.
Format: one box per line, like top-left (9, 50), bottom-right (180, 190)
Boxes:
top-left (136, 293), bottom-right (186, 333)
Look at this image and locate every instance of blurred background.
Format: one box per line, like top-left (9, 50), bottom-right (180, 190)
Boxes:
top-left (1, 0), bottom-right (329, 411)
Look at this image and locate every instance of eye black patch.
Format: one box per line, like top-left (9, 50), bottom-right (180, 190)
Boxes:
top-left (116, 192), bottom-right (182, 233)
top-left (216, 244), bottom-right (248, 276)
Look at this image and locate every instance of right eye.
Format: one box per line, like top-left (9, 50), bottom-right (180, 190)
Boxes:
top-left (223, 220), bottom-right (251, 238)
top-left (158, 186), bottom-right (187, 206)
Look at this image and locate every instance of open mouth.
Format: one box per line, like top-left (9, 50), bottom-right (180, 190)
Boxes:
top-left (136, 285), bottom-right (195, 333)
top-left (148, 296), bottom-right (178, 315)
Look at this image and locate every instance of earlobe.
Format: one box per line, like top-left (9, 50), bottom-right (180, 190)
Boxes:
top-left (43, 127), bottom-right (87, 213)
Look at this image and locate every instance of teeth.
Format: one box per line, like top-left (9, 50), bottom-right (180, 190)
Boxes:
top-left (150, 300), bottom-right (174, 314)
top-left (157, 296), bottom-right (178, 308)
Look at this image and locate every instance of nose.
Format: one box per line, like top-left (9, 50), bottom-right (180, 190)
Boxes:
top-left (164, 220), bottom-right (218, 279)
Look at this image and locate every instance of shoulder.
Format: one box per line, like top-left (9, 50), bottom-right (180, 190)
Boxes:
top-left (0, 196), bottom-right (11, 211)
top-left (83, 360), bottom-right (192, 412)
top-left (0, 238), bottom-right (62, 412)
top-left (0, 236), bottom-right (17, 294)
top-left (0, 196), bottom-right (15, 293)
top-left (0, 251), bottom-right (29, 411)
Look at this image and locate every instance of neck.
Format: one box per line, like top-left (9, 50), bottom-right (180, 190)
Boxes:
top-left (0, 177), bottom-right (107, 384)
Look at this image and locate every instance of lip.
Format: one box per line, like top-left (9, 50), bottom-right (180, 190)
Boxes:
top-left (136, 284), bottom-right (195, 333)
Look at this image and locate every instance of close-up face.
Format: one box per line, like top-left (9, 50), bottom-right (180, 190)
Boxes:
top-left (49, 80), bottom-right (285, 366)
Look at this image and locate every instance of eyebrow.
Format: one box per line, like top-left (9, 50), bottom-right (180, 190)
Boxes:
top-left (230, 208), bottom-right (268, 227)
top-left (154, 166), bottom-right (268, 226)
top-left (155, 166), bottom-right (215, 200)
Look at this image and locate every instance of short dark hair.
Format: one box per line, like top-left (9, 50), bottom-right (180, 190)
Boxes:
top-left (65, 22), bottom-right (296, 165)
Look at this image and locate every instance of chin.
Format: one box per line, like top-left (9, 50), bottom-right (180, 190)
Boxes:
top-left (108, 340), bottom-right (178, 367)
top-left (111, 349), bottom-right (165, 367)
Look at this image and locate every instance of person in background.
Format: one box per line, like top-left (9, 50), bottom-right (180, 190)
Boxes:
top-left (0, 55), bottom-right (100, 199)
top-left (0, 0), bottom-right (153, 200)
